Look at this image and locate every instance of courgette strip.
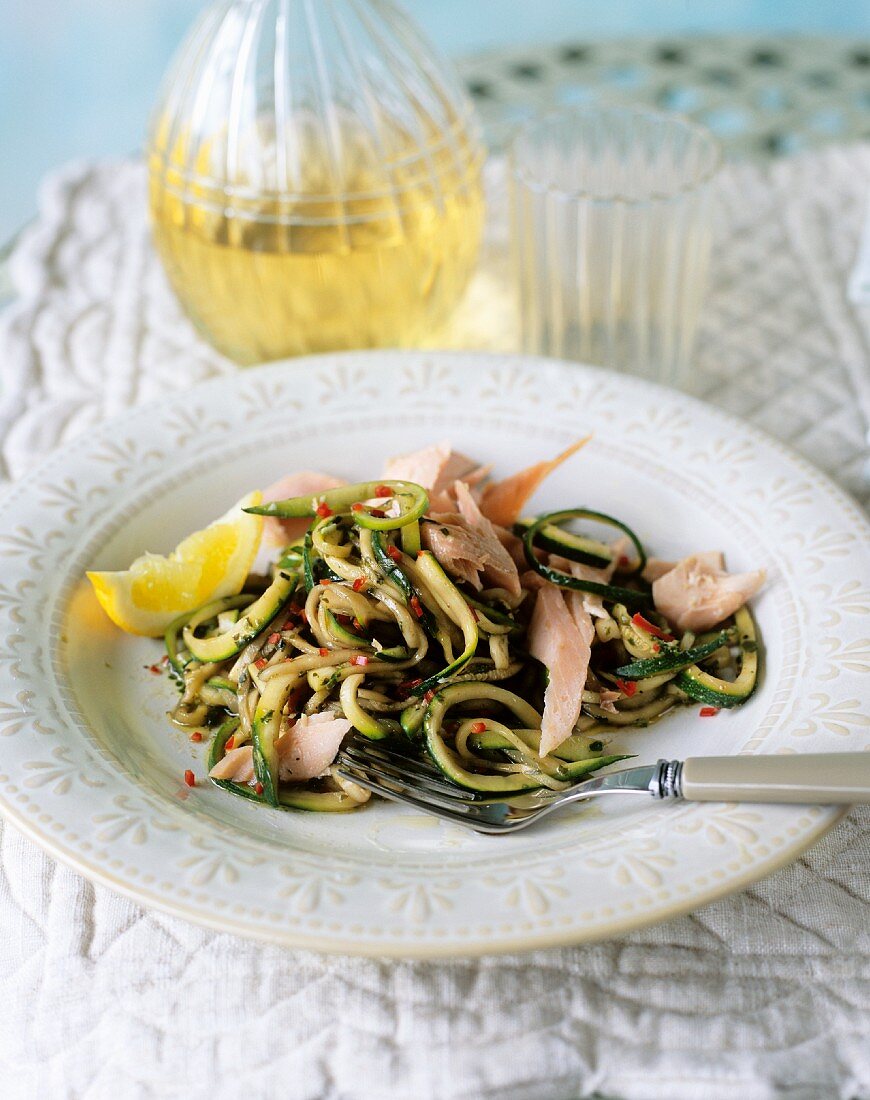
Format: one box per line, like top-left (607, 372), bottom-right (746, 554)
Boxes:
top-left (276, 534), bottom-right (306, 571)
top-left (523, 508), bottom-right (647, 576)
top-left (469, 728), bottom-right (604, 762)
top-left (615, 630), bottom-right (733, 681)
top-left (584, 695), bottom-right (676, 725)
top-left (340, 673), bottom-right (400, 739)
top-left (325, 609), bottom-right (370, 647)
top-left (555, 755), bottom-right (635, 780)
top-left (514, 517), bottom-right (613, 569)
top-left (400, 700), bottom-right (427, 738)
top-left (370, 531), bottom-right (440, 637)
top-left (522, 512), bottom-right (648, 607)
top-left (412, 552), bottom-right (479, 694)
top-left (374, 645), bottom-right (411, 663)
top-left (372, 533), bottom-right (455, 658)
top-left (183, 572), bottom-right (297, 663)
top-left (246, 480), bottom-right (429, 531)
top-left (164, 594), bottom-right (255, 672)
top-left (370, 531), bottom-right (413, 600)
top-left (464, 594), bottom-right (520, 636)
top-left (425, 684), bottom-right (545, 792)
top-left (611, 603), bottom-right (662, 660)
top-left (302, 529), bottom-right (317, 592)
top-left (425, 683), bottom-right (632, 792)
top-left (675, 607), bottom-right (758, 707)
top-left (400, 519), bottom-right (422, 557)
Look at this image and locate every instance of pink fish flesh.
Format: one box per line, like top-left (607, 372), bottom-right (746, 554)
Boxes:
top-left (207, 712), bottom-right (351, 786)
top-left (528, 583), bottom-right (592, 757)
top-left (652, 554), bottom-right (765, 633)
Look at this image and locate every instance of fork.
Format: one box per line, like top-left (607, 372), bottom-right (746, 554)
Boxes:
top-left (335, 733), bottom-right (870, 834)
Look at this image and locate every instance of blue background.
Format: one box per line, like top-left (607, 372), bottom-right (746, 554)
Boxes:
top-left (3, 0), bottom-right (870, 243)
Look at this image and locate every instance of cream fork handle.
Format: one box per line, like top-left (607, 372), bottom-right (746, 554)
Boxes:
top-left (679, 752), bottom-right (870, 803)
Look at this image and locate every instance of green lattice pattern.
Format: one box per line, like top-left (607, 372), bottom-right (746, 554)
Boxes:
top-left (457, 34), bottom-right (870, 157)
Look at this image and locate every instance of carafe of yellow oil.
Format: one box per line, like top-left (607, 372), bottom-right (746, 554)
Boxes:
top-left (147, 0), bottom-right (485, 365)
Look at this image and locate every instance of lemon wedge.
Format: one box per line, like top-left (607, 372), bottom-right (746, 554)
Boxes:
top-left (87, 490), bottom-right (264, 636)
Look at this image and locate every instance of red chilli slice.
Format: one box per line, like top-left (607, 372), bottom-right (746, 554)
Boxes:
top-left (374, 485), bottom-right (392, 498)
top-left (183, 770), bottom-right (195, 788)
top-left (225, 736), bottom-right (235, 751)
top-left (255, 782), bottom-right (264, 796)
top-left (315, 501), bottom-right (332, 518)
top-left (615, 678), bottom-right (638, 698)
top-left (386, 544), bottom-right (402, 562)
top-left (352, 577), bottom-right (368, 592)
top-left (410, 596), bottom-right (424, 619)
top-left (699, 706), bottom-right (720, 717)
top-left (631, 612), bottom-right (675, 641)
top-left (189, 731), bottom-right (203, 743)
top-left (470, 721), bottom-right (487, 734)
top-left (319, 647), bottom-right (329, 657)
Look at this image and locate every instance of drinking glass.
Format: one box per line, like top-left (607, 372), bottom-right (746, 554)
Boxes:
top-left (510, 107), bottom-right (721, 388)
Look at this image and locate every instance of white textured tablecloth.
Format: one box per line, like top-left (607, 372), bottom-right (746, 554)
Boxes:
top-left (0, 147), bottom-right (868, 1100)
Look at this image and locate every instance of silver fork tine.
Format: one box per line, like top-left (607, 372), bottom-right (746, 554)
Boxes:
top-left (336, 738), bottom-right (706, 832)
top-left (342, 732), bottom-right (476, 789)
top-left (337, 755), bottom-right (485, 810)
top-left (335, 764), bottom-right (485, 822)
top-left (342, 738), bottom-right (442, 778)
top-left (341, 744), bottom-right (477, 800)
top-left (345, 734), bottom-right (446, 777)
top-left (342, 760), bottom-right (473, 804)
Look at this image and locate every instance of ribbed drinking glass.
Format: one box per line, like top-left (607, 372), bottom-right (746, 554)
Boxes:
top-left (510, 107), bottom-right (720, 388)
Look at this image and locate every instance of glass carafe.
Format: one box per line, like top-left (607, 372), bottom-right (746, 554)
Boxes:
top-left (147, 0), bottom-right (485, 365)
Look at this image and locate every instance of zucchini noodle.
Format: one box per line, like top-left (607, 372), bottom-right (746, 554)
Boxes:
top-left (162, 469), bottom-right (761, 811)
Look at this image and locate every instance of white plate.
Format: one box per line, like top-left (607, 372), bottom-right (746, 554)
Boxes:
top-left (0, 351), bottom-right (867, 957)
